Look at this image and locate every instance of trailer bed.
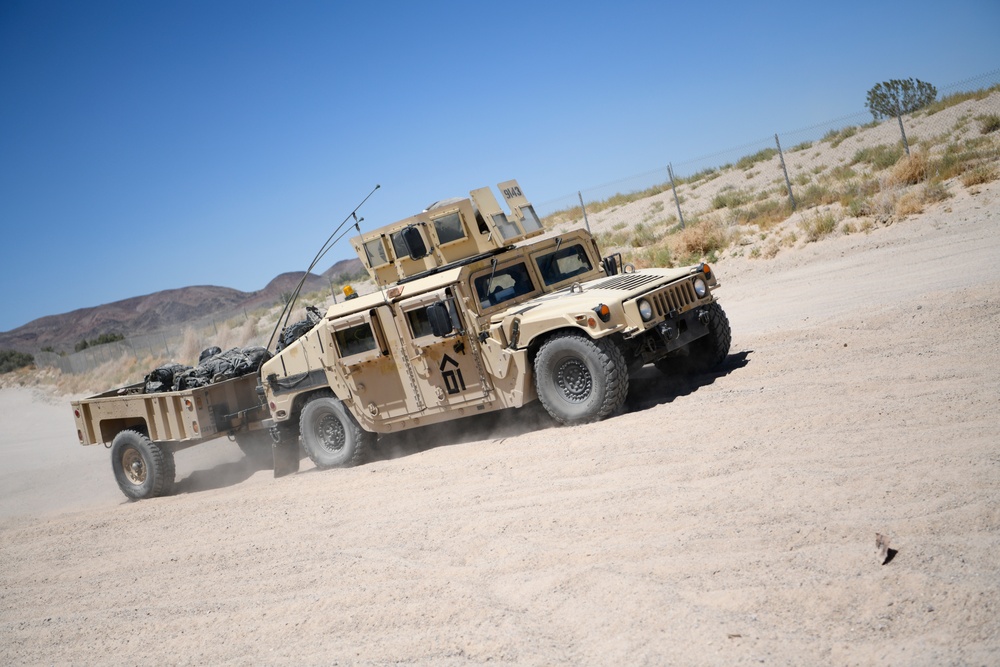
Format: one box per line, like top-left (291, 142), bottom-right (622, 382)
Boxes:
top-left (71, 374), bottom-right (267, 449)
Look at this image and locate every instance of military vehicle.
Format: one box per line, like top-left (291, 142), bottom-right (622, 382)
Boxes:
top-left (261, 179), bottom-right (730, 469)
top-left (72, 179), bottom-right (730, 499)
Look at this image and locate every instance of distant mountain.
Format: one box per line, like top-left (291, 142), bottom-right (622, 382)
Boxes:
top-left (0, 258), bottom-right (364, 354)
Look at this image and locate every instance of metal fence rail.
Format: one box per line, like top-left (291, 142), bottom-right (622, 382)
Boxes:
top-left (536, 68), bottom-right (1000, 221)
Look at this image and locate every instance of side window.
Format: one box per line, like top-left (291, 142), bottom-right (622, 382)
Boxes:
top-left (363, 238), bottom-right (388, 267)
top-left (474, 262), bottom-right (535, 309)
top-left (432, 212), bottom-right (465, 245)
top-left (389, 230), bottom-right (409, 260)
top-left (535, 244), bottom-right (594, 286)
top-left (406, 308), bottom-right (435, 338)
top-left (334, 322), bottom-right (377, 357)
top-left (520, 204), bottom-right (543, 233)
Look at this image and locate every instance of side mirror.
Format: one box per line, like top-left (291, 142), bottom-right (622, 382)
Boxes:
top-left (402, 225), bottom-right (428, 260)
top-left (427, 302), bottom-right (454, 337)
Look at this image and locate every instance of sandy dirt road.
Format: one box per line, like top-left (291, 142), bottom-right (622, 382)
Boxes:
top-left (1, 181), bottom-right (998, 665)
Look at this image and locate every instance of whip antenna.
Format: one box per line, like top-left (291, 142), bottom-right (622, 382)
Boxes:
top-left (266, 184), bottom-right (380, 351)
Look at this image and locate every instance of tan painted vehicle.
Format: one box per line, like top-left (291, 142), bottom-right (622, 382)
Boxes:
top-left (262, 180), bottom-right (730, 469)
top-left (72, 180), bottom-right (730, 499)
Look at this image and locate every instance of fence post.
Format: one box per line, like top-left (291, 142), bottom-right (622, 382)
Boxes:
top-left (775, 134), bottom-right (797, 211)
top-left (577, 191), bottom-right (591, 233)
top-left (668, 163), bottom-right (685, 229)
top-left (896, 114), bottom-right (910, 155)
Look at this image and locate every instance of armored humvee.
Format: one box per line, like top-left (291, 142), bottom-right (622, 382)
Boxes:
top-left (261, 179), bottom-right (730, 470)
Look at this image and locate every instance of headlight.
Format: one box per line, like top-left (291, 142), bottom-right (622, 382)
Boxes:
top-left (693, 277), bottom-right (707, 298)
top-left (638, 299), bottom-right (654, 321)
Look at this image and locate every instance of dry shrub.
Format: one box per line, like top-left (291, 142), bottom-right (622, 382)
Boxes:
top-left (675, 218), bottom-right (729, 260)
top-left (889, 151), bottom-right (930, 186)
top-left (961, 163), bottom-right (999, 187)
top-left (733, 199), bottom-right (792, 230)
top-left (800, 211), bottom-right (840, 242)
top-left (894, 189), bottom-right (925, 217)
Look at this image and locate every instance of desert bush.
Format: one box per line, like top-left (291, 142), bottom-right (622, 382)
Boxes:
top-left (675, 219), bottom-right (728, 261)
top-left (922, 84), bottom-right (1000, 115)
top-left (961, 164), bottom-right (999, 187)
top-left (638, 245), bottom-right (674, 269)
top-left (800, 212), bottom-right (840, 242)
top-left (894, 190), bottom-right (926, 217)
top-left (828, 164), bottom-right (857, 182)
top-left (736, 148), bottom-right (777, 170)
top-left (712, 187), bottom-right (751, 210)
top-left (889, 151), bottom-right (930, 186)
top-left (823, 126), bottom-right (858, 148)
top-left (733, 199), bottom-right (793, 229)
top-left (630, 222), bottom-right (660, 248)
top-left (840, 178), bottom-right (881, 217)
top-left (797, 183), bottom-right (840, 209)
top-left (851, 144), bottom-right (905, 170)
top-left (978, 114), bottom-right (1000, 134)
top-left (1, 349), bottom-right (35, 374)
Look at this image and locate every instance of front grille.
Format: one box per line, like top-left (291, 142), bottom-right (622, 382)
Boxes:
top-left (648, 281), bottom-right (698, 317)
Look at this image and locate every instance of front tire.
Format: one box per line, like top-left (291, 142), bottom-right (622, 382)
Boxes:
top-left (299, 393), bottom-right (372, 469)
top-left (655, 302), bottom-right (731, 375)
top-left (110, 430), bottom-right (175, 500)
top-left (534, 332), bottom-right (629, 425)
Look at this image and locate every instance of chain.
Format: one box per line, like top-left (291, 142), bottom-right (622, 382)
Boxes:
top-left (399, 341), bottom-right (426, 412)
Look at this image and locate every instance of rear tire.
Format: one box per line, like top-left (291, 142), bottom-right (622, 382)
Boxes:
top-left (299, 393), bottom-right (372, 469)
top-left (110, 430), bottom-right (175, 500)
top-left (533, 332), bottom-right (629, 425)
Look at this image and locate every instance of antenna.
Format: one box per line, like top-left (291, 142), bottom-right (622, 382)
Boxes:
top-left (266, 184), bottom-right (380, 351)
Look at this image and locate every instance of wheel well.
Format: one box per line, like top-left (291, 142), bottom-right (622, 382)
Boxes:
top-left (526, 328), bottom-right (626, 365)
top-left (284, 389), bottom-right (334, 427)
top-left (100, 418), bottom-right (148, 445)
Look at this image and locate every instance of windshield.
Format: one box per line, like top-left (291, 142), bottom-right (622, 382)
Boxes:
top-left (474, 262), bottom-right (536, 309)
top-left (534, 243), bottom-right (594, 286)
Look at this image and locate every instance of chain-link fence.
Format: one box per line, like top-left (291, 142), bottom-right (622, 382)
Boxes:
top-left (536, 69), bottom-right (1000, 249)
top-left (33, 70), bottom-right (1000, 375)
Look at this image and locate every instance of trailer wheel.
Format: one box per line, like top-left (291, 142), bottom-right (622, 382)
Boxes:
top-left (533, 332), bottom-right (629, 425)
top-left (110, 430), bottom-right (175, 500)
top-left (299, 393), bottom-right (371, 469)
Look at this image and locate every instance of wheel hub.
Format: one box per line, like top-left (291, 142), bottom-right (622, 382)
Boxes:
top-left (122, 448), bottom-right (147, 485)
top-left (555, 358), bottom-right (592, 402)
top-left (318, 414), bottom-right (346, 452)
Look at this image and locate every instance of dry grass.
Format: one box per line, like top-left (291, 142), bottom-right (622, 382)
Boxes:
top-left (674, 217), bottom-right (729, 262)
top-left (800, 211), bottom-right (840, 242)
top-left (888, 151), bottom-right (931, 186)
top-left (961, 163), bottom-right (999, 187)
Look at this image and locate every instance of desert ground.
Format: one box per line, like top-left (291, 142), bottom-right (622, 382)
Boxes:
top-left (2, 179), bottom-right (999, 665)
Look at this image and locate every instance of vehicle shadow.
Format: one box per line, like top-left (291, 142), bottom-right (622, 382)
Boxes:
top-left (622, 349), bottom-right (753, 414)
top-left (366, 401), bottom-right (558, 463)
top-left (173, 351), bottom-right (754, 485)
top-left (367, 350), bottom-right (752, 463)
top-left (172, 452), bottom-right (274, 495)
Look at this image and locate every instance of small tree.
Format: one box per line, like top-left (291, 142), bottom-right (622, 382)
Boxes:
top-left (866, 78), bottom-right (937, 155)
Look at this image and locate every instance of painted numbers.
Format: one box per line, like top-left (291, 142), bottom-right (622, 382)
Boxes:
top-left (439, 354), bottom-right (467, 395)
top-left (501, 185), bottom-right (523, 200)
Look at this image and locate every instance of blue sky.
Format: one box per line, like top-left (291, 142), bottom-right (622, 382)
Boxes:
top-left (1, 0), bottom-right (998, 333)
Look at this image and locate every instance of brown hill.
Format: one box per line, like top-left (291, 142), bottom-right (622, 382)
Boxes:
top-left (0, 258), bottom-right (364, 355)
